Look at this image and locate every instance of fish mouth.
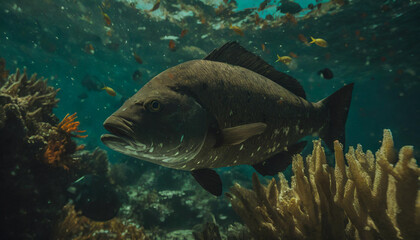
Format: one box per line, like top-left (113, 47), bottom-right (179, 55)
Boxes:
top-left (101, 116), bottom-right (148, 152)
top-left (102, 116), bottom-right (134, 140)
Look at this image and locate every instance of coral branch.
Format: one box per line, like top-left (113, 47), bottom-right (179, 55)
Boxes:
top-left (228, 129), bottom-right (420, 240)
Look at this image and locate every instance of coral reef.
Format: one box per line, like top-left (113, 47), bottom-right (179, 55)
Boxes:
top-left (54, 204), bottom-right (149, 240)
top-left (227, 130), bottom-right (420, 240)
top-left (0, 62), bottom-right (116, 239)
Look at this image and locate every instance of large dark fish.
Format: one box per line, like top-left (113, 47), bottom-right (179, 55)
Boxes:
top-left (101, 42), bottom-right (354, 196)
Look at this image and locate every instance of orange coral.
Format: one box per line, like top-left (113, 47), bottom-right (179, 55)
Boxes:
top-left (58, 113), bottom-right (87, 138)
top-left (43, 113), bottom-right (87, 169)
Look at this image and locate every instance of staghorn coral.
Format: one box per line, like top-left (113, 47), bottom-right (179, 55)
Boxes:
top-left (54, 204), bottom-right (150, 240)
top-left (227, 129), bottom-right (420, 240)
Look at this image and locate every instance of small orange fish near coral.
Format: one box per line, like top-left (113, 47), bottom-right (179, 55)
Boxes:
top-left (149, 0), bottom-right (160, 12)
top-left (133, 52), bottom-right (143, 64)
top-left (102, 86), bottom-right (116, 96)
top-left (84, 44), bottom-right (95, 54)
top-left (298, 34), bottom-right (309, 45)
top-left (229, 25), bottom-right (244, 36)
top-left (99, 8), bottom-right (112, 26)
top-left (289, 52), bottom-right (298, 58)
top-left (169, 40), bottom-right (176, 51)
top-left (261, 43), bottom-right (266, 52)
top-left (180, 29), bottom-right (188, 38)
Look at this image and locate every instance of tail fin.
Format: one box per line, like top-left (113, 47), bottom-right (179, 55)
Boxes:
top-left (320, 83), bottom-right (354, 151)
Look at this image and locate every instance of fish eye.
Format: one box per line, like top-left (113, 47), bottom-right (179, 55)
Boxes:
top-left (147, 100), bottom-right (162, 112)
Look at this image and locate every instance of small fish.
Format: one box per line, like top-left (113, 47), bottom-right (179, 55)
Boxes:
top-left (298, 34), bottom-right (309, 45)
top-left (133, 52), bottom-right (143, 64)
top-left (310, 36), bottom-right (328, 47)
top-left (149, 0), bottom-right (160, 12)
top-left (67, 175), bottom-right (121, 221)
top-left (180, 29), bottom-right (188, 38)
top-left (99, 7), bottom-right (111, 26)
top-left (81, 74), bottom-right (103, 92)
top-left (261, 43), bottom-right (266, 52)
top-left (169, 40), bottom-right (176, 51)
top-left (102, 86), bottom-right (116, 96)
top-left (318, 68), bottom-right (334, 79)
top-left (84, 44), bottom-right (95, 54)
top-left (289, 52), bottom-right (298, 58)
top-left (276, 54), bottom-right (292, 65)
top-left (102, 42), bottom-right (354, 197)
top-left (132, 70), bottom-right (142, 82)
top-left (229, 25), bottom-right (244, 36)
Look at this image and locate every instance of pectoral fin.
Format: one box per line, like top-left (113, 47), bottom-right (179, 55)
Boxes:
top-left (191, 169), bottom-right (222, 196)
top-left (220, 122), bottom-right (267, 146)
top-left (252, 141), bottom-right (307, 176)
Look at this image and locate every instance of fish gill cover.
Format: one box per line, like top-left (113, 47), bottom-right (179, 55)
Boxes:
top-left (0, 0), bottom-right (419, 239)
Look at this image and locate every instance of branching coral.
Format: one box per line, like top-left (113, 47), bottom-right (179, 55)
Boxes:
top-left (227, 129), bottom-right (420, 240)
top-left (43, 112), bottom-right (87, 170)
top-left (0, 67), bottom-right (59, 124)
top-left (54, 204), bottom-right (150, 240)
top-left (58, 112), bottom-right (88, 138)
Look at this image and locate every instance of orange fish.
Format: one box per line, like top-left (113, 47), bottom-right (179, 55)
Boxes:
top-left (261, 43), bottom-right (266, 52)
top-left (169, 40), bottom-right (176, 51)
top-left (102, 86), bottom-right (116, 96)
top-left (180, 29), bottom-right (188, 38)
top-left (133, 52), bottom-right (143, 64)
top-left (229, 25), bottom-right (244, 36)
top-left (149, 0), bottom-right (160, 12)
top-left (99, 7), bottom-right (112, 26)
top-left (84, 44), bottom-right (95, 54)
top-left (298, 34), bottom-right (309, 45)
top-left (289, 52), bottom-right (298, 58)
top-left (355, 30), bottom-right (360, 37)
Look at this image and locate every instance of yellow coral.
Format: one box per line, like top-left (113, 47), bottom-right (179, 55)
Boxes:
top-left (228, 129), bottom-right (420, 240)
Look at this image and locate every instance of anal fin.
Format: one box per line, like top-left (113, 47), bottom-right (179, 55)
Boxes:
top-left (191, 169), bottom-right (222, 196)
top-left (252, 141), bottom-right (307, 176)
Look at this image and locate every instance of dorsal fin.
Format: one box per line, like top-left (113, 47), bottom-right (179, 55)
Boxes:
top-left (204, 41), bottom-right (306, 99)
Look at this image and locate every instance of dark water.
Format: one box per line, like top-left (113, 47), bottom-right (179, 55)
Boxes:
top-left (0, 0), bottom-right (419, 239)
